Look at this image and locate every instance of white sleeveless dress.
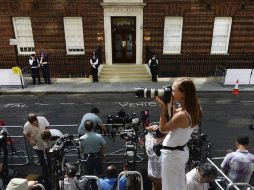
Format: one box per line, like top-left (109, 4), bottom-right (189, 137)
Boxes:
top-left (161, 111), bottom-right (196, 190)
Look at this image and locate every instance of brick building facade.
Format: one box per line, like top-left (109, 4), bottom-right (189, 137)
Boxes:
top-left (0, 0), bottom-right (253, 77)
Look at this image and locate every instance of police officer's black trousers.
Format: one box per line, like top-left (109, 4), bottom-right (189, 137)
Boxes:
top-left (150, 67), bottom-right (158, 82)
top-left (31, 68), bottom-right (41, 85)
top-left (92, 68), bottom-right (98, 82)
top-left (41, 64), bottom-right (51, 84)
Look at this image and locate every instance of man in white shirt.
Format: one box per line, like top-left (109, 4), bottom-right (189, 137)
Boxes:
top-left (23, 113), bottom-right (50, 176)
top-left (186, 163), bottom-right (217, 190)
top-left (41, 129), bottom-right (64, 149)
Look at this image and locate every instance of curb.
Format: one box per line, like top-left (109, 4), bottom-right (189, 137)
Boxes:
top-left (1, 89), bottom-right (253, 95)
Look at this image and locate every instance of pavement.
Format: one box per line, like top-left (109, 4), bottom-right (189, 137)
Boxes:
top-left (0, 77), bottom-right (253, 94)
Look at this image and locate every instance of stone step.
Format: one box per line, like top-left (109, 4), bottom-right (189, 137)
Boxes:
top-left (100, 73), bottom-right (150, 77)
top-left (102, 68), bottom-right (146, 72)
top-left (103, 64), bottom-right (145, 68)
top-left (99, 64), bottom-right (151, 82)
top-left (99, 64), bottom-right (150, 82)
top-left (100, 75), bottom-right (150, 79)
top-left (99, 78), bottom-right (150, 82)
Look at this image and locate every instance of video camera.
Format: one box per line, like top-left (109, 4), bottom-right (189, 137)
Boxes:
top-left (120, 129), bottom-right (148, 144)
top-left (105, 109), bottom-right (130, 127)
top-left (135, 85), bottom-right (172, 103)
top-left (120, 130), bottom-right (139, 143)
top-left (188, 133), bottom-right (209, 161)
top-left (49, 134), bottom-right (74, 157)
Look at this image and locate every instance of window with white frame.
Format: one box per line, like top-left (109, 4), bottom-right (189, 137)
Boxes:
top-left (64, 17), bottom-right (85, 55)
top-left (211, 17), bottom-right (232, 54)
top-left (12, 17), bottom-right (35, 55)
top-left (163, 17), bottom-right (183, 54)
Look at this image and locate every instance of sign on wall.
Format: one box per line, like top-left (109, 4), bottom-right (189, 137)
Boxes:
top-left (9, 39), bottom-right (18, 46)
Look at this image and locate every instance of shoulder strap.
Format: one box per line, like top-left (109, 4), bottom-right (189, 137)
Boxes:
top-left (183, 110), bottom-right (192, 126)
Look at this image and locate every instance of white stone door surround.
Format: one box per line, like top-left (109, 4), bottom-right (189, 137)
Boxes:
top-left (101, 1), bottom-right (146, 65)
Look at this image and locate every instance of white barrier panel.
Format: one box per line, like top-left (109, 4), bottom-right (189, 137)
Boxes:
top-left (0, 69), bottom-right (23, 85)
top-left (249, 69), bottom-right (254, 85)
top-left (224, 69), bottom-right (252, 85)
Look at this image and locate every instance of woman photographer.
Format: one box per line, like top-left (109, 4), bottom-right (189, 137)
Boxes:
top-left (155, 78), bottom-right (202, 190)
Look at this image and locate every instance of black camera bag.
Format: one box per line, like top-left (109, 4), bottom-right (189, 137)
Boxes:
top-left (153, 142), bottom-right (186, 157)
top-left (153, 142), bottom-right (163, 157)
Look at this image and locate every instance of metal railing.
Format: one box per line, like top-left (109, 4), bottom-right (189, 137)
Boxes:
top-left (21, 66), bottom-right (33, 88)
top-left (2, 126), bottom-right (30, 166)
top-left (207, 157), bottom-right (254, 190)
top-left (143, 48), bottom-right (254, 77)
top-left (214, 65), bottom-right (227, 86)
top-left (2, 123), bottom-right (147, 167)
top-left (0, 52), bottom-right (97, 78)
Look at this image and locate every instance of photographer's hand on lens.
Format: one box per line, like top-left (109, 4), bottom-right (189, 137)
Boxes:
top-left (155, 95), bottom-right (176, 117)
top-left (155, 96), bottom-right (167, 112)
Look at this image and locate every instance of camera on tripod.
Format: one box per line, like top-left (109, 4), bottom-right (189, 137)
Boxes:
top-left (135, 85), bottom-right (172, 103)
top-left (105, 109), bottom-right (130, 127)
top-left (126, 141), bottom-right (135, 157)
top-left (49, 134), bottom-right (74, 158)
top-left (120, 130), bottom-right (139, 143)
top-left (188, 133), bottom-right (209, 161)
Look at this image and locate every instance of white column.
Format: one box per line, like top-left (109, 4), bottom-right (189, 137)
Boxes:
top-left (103, 12), bottom-right (113, 65)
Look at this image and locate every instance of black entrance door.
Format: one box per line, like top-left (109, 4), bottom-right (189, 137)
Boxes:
top-left (112, 17), bottom-right (136, 63)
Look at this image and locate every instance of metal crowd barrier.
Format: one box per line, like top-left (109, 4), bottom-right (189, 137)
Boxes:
top-left (21, 66), bottom-right (33, 88)
top-left (2, 124), bottom-right (147, 167)
top-left (207, 157), bottom-right (254, 190)
top-left (214, 65), bottom-right (226, 86)
top-left (2, 126), bottom-right (29, 166)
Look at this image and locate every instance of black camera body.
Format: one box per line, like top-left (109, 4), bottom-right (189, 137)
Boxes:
top-left (188, 133), bottom-right (208, 161)
top-left (49, 134), bottom-right (74, 158)
top-left (120, 130), bottom-right (139, 143)
top-left (135, 85), bottom-right (172, 103)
